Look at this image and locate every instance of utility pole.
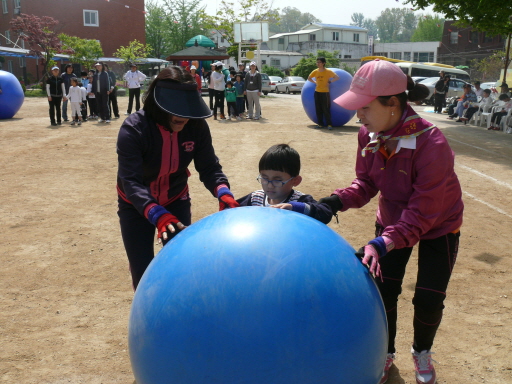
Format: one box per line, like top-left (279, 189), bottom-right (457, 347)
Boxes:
top-left (503, 33), bottom-right (511, 84)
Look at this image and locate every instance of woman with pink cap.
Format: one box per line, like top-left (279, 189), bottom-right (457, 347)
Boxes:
top-left (319, 59), bottom-right (464, 384)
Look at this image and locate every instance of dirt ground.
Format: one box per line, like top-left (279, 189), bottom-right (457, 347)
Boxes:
top-left (1, 94), bottom-right (511, 384)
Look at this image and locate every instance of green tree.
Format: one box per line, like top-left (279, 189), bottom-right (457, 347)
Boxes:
top-left (350, 12), bottom-right (378, 39)
top-left (59, 34), bottom-right (103, 69)
top-left (163, 0), bottom-right (207, 52)
top-left (290, 50), bottom-right (340, 79)
top-left (262, 64), bottom-right (284, 77)
top-left (411, 14), bottom-right (444, 42)
top-left (114, 40), bottom-right (153, 65)
top-left (269, 7), bottom-right (321, 33)
top-left (375, 8), bottom-right (417, 43)
top-left (471, 50), bottom-right (507, 81)
top-left (145, 0), bottom-right (172, 59)
top-left (404, 0), bottom-right (512, 82)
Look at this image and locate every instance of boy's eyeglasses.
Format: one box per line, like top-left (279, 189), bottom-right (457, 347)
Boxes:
top-left (256, 176), bottom-right (293, 188)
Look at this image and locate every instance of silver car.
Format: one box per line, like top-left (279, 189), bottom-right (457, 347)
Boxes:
top-left (269, 76), bottom-right (282, 92)
top-left (260, 73), bottom-right (271, 95)
top-left (275, 76), bottom-right (306, 94)
top-left (419, 77), bottom-right (473, 105)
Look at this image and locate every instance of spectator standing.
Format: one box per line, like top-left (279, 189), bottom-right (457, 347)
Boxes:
top-left (244, 61), bottom-right (262, 120)
top-left (92, 62), bottom-right (112, 123)
top-left (212, 62), bottom-right (226, 120)
top-left (60, 64), bottom-right (76, 122)
top-left (204, 63), bottom-right (215, 112)
top-left (473, 81), bottom-right (484, 98)
top-left (225, 81), bottom-right (241, 120)
top-left (190, 65), bottom-right (202, 93)
top-left (65, 77), bottom-right (85, 126)
top-left (46, 66), bottom-right (66, 126)
top-left (86, 71), bottom-right (97, 119)
top-left (234, 73), bottom-right (245, 117)
top-left (307, 57), bottom-right (340, 129)
top-left (433, 75), bottom-right (450, 114)
top-left (104, 64), bottom-right (120, 119)
top-left (123, 63), bottom-right (146, 115)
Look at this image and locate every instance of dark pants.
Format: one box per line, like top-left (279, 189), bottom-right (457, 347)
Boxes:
top-left (109, 88), bottom-right (119, 118)
top-left (214, 90), bottom-right (225, 116)
top-left (434, 93), bottom-right (445, 113)
top-left (95, 92), bottom-right (110, 121)
top-left (375, 224), bottom-right (460, 353)
top-left (491, 111), bottom-right (507, 125)
top-left (314, 91), bottom-right (332, 126)
top-left (464, 106), bottom-right (479, 121)
top-left (448, 102), bottom-right (457, 116)
top-left (227, 101), bottom-right (238, 117)
top-left (48, 96), bottom-right (62, 124)
top-left (127, 88), bottom-right (141, 113)
top-left (118, 197), bottom-right (192, 290)
top-left (208, 88), bottom-right (215, 110)
top-left (88, 97), bottom-right (97, 117)
top-left (236, 97), bottom-right (245, 114)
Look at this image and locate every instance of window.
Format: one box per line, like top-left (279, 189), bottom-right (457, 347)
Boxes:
top-left (309, 34), bottom-right (316, 41)
top-left (469, 31), bottom-right (478, 44)
top-left (332, 32), bottom-right (339, 41)
top-left (278, 38), bottom-right (284, 44)
top-left (374, 52), bottom-right (387, 57)
top-left (2, 0), bottom-right (7, 14)
top-left (413, 52), bottom-right (434, 62)
top-left (450, 31), bottom-right (458, 44)
top-left (270, 58), bottom-right (280, 67)
top-left (483, 33), bottom-right (493, 43)
top-left (83, 10), bottom-right (99, 27)
top-left (353, 33), bottom-right (359, 42)
top-left (14, 0), bottom-right (20, 6)
top-left (5, 30), bottom-right (10, 45)
top-left (343, 55), bottom-right (351, 59)
top-left (19, 56), bottom-right (25, 67)
top-left (7, 60), bottom-right (13, 73)
top-left (220, 36), bottom-right (224, 43)
top-left (390, 52), bottom-right (402, 60)
top-left (403, 52), bottom-right (411, 61)
top-left (261, 60), bottom-right (266, 65)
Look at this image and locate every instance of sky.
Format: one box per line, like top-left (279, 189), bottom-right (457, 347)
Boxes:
top-left (203, 0), bottom-right (437, 26)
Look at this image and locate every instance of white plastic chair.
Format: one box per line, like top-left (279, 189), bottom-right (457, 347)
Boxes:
top-left (498, 108), bottom-right (512, 131)
top-left (481, 102), bottom-right (504, 128)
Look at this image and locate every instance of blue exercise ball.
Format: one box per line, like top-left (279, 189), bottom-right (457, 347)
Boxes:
top-left (0, 70), bottom-right (24, 119)
top-left (129, 207), bottom-right (387, 384)
top-left (301, 68), bottom-right (356, 127)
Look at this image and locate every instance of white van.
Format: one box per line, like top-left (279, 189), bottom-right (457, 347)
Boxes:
top-left (395, 62), bottom-right (470, 81)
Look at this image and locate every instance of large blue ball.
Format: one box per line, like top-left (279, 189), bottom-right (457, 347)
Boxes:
top-left (0, 70), bottom-right (24, 119)
top-left (129, 207), bottom-right (387, 384)
top-left (301, 68), bottom-right (356, 127)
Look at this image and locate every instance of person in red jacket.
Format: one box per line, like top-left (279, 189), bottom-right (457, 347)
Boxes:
top-left (319, 60), bottom-right (463, 384)
top-left (117, 66), bottom-right (239, 290)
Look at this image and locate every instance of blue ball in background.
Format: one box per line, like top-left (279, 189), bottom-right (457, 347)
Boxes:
top-left (129, 207), bottom-right (387, 384)
top-left (0, 70), bottom-right (24, 119)
top-left (301, 68), bottom-right (356, 127)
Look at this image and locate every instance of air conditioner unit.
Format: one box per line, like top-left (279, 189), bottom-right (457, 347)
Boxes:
top-left (14, 7), bottom-right (21, 15)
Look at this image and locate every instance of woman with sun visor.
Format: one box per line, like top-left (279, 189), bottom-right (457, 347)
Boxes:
top-left (116, 66), bottom-right (239, 290)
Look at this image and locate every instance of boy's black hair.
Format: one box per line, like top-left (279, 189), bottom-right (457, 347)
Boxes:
top-left (259, 144), bottom-right (300, 177)
top-left (317, 57), bottom-right (326, 64)
top-left (81, 71), bottom-right (87, 77)
top-left (77, 81), bottom-right (83, 86)
top-left (226, 81), bottom-right (233, 86)
top-left (498, 93), bottom-right (511, 101)
top-left (70, 77), bottom-right (78, 84)
top-left (483, 89), bottom-right (491, 95)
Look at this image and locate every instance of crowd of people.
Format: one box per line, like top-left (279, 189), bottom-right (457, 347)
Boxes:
top-left (433, 70), bottom-right (512, 131)
top-left (46, 62), bottom-right (146, 127)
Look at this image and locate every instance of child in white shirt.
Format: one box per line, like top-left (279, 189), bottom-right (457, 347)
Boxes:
top-left (66, 77), bottom-right (84, 126)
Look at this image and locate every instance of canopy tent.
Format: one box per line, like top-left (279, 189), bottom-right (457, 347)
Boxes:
top-left (0, 45), bottom-right (69, 61)
top-left (185, 35), bottom-right (215, 48)
top-left (166, 46), bottom-right (229, 61)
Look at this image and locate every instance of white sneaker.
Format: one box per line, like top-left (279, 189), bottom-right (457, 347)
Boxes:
top-left (411, 347), bottom-right (437, 384)
top-left (379, 353), bottom-right (395, 384)
top-left (227, 116), bottom-right (231, 120)
top-left (124, 112), bottom-right (130, 115)
top-left (106, 120), bottom-right (111, 123)
top-left (236, 116), bottom-right (242, 121)
top-left (98, 119), bottom-right (105, 123)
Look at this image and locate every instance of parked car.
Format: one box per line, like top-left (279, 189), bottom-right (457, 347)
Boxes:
top-left (269, 76), bottom-right (282, 92)
top-left (275, 76), bottom-right (306, 94)
top-left (412, 76), bottom-right (428, 84)
top-left (419, 77), bottom-right (474, 105)
top-left (260, 73), bottom-right (271, 95)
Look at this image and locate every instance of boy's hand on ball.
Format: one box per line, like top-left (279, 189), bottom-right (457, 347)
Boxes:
top-left (270, 203), bottom-right (292, 210)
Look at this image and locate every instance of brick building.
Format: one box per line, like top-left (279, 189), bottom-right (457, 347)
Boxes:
top-left (437, 20), bottom-right (505, 67)
top-left (1, 0), bottom-right (145, 80)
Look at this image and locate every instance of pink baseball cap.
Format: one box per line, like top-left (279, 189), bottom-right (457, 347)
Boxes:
top-left (334, 59), bottom-right (407, 110)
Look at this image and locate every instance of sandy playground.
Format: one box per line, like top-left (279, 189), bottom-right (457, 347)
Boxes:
top-left (1, 94), bottom-right (511, 383)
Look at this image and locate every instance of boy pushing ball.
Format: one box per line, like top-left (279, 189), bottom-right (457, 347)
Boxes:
top-left (237, 144), bottom-right (333, 224)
